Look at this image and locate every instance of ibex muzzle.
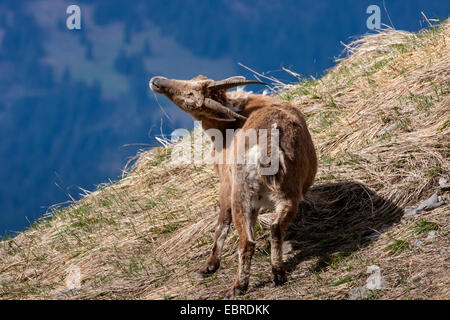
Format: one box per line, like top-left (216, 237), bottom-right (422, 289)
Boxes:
top-left (149, 76), bottom-right (172, 93)
top-left (149, 75), bottom-right (317, 297)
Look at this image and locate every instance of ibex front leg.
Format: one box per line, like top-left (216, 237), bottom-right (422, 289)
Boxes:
top-left (198, 206), bottom-right (231, 275)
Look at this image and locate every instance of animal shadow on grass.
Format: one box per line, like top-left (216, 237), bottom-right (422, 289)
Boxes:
top-left (284, 181), bottom-right (403, 273)
top-left (251, 181), bottom-right (403, 291)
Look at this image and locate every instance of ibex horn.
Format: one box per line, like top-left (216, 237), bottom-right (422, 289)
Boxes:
top-left (208, 77), bottom-right (267, 91)
top-left (204, 98), bottom-right (247, 121)
top-left (208, 115), bottom-right (237, 122)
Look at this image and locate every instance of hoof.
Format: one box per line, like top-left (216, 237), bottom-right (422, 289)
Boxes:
top-left (272, 270), bottom-right (287, 286)
top-left (225, 286), bottom-right (245, 298)
top-left (225, 280), bottom-right (248, 298)
top-left (197, 263), bottom-right (219, 277)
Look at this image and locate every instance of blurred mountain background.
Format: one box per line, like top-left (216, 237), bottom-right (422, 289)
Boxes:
top-left (0, 0), bottom-right (448, 235)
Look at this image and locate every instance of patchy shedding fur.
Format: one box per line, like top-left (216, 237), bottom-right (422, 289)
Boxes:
top-left (150, 75), bottom-right (318, 297)
top-left (225, 87), bottom-right (253, 111)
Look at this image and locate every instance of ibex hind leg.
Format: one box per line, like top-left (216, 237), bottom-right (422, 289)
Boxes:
top-left (270, 195), bottom-right (299, 286)
top-left (226, 201), bottom-right (257, 298)
top-left (198, 207), bottom-right (232, 276)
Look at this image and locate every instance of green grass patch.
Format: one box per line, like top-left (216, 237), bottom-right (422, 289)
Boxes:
top-left (386, 239), bottom-right (411, 255)
top-left (404, 93), bottom-right (435, 113)
top-left (280, 77), bottom-right (319, 101)
top-left (149, 222), bottom-right (183, 234)
top-left (414, 219), bottom-right (439, 235)
top-left (327, 275), bottom-right (352, 287)
top-left (151, 148), bottom-right (172, 166)
top-left (363, 289), bottom-right (380, 300)
top-left (427, 167), bottom-right (442, 178)
top-left (440, 117), bottom-right (450, 132)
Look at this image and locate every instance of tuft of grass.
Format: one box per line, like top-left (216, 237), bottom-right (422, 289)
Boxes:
top-left (279, 77), bottom-right (320, 101)
top-left (427, 167), bottom-right (442, 178)
top-left (386, 239), bottom-right (411, 255)
top-left (327, 276), bottom-right (352, 287)
top-left (318, 111), bottom-right (338, 130)
top-left (149, 222), bottom-right (183, 234)
top-left (440, 117), bottom-right (450, 131)
top-left (326, 251), bottom-right (353, 270)
top-left (414, 219), bottom-right (439, 235)
top-left (363, 289), bottom-right (380, 300)
top-left (151, 148), bottom-right (172, 166)
top-left (403, 93), bottom-right (436, 115)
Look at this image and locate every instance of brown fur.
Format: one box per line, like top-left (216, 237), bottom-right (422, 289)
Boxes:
top-left (149, 76), bottom-right (317, 297)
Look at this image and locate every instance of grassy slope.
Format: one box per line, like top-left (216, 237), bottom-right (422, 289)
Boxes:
top-left (1, 20), bottom-right (449, 300)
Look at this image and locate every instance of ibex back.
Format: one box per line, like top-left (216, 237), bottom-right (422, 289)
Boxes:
top-left (149, 75), bottom-right (317, 297)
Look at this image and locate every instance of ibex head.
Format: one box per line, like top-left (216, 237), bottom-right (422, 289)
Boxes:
top-left (149, 75), bottom-right (266, 122)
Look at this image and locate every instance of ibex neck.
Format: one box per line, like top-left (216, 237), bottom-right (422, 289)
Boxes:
top-left (199, 118), bottom-right (241, 133)
top-left (192, 115), bottom-right (241, 150)
top-left (196, 94), bottom-right (257, 144)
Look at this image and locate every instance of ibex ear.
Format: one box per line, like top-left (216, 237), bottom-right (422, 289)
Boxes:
top-left (191, 75), bottom-right (209, 81)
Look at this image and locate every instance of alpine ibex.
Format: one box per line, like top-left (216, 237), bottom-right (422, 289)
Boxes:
top-left (149, 75), bottom-right (317, 297)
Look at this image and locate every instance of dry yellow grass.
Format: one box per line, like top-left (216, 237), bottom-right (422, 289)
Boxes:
top-left (0, 20), bottom-right (449, 300)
